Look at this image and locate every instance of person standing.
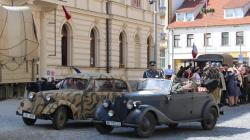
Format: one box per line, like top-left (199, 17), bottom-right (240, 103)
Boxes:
top-left (164, 65), bottom-right (175, 79)
top-left (143, 61), bottom-right (162, 78)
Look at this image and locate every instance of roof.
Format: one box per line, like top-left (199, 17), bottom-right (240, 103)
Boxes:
top-left (176, 0), bottom-right (205, 13)
top-left (195, 54), bottom-right (233, 66)
top-left (66, 72), bottom-right (122, 79)
top-left (169, 0), bottom-right (250, 28)
top-left (224, 0), bottom-right (250, 9)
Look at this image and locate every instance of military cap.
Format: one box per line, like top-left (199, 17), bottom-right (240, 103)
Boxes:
top-left (148, 61), bottom-right (156, 66)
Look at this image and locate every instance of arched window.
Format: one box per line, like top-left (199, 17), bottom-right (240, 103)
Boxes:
top-left (147, 36), bottom-right (153, 66)
top-left (134, 34), bottom-right (141, 67)
top-left (61, 24), bottom-right (71, 66)
top-left (119, 32), bottom-right (126, 67)
top-left (90, 29), bottom-right (96, 67)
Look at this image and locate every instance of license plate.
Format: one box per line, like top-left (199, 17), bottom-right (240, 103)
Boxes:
top-left (23, 113), bottom-right (36, 119)
top-left (106, 121), bottom-right (121, 126)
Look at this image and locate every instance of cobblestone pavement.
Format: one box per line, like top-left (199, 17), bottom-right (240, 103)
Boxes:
top-left (0, 99), bottom-right (250, 140)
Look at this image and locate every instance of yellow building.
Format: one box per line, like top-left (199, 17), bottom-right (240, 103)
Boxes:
top-left (0, 0), bottom-right (163, 99)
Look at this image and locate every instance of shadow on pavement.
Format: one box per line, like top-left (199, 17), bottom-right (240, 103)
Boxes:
top-left (34, 122), bottom-right (94, 130)
top-left (110, 125), bottom-right (250, 139)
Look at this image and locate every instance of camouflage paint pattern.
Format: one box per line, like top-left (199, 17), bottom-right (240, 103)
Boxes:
top-left (17, 72), bottom-right (131, 120)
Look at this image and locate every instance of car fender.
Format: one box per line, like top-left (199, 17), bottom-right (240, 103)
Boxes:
top-left (202, 100), bottom-right (219, 119)
top-left (42, 100), bottom-right (78, 117)
top-left (94, 105), bottom-right (110, 121)
top-left (126, 105), bottom-right (177, 124)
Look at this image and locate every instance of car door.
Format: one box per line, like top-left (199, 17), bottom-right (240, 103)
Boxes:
top-left (83, 79), bottom-right (119, 118)
top-left (191, 92), bottom-right (211, 119)
top-left (162, 92), bottom-right (194, 121)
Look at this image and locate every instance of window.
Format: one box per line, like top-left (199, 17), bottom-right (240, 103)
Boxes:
top-left (224, 8), bottom-right (243, 18)
top-left (90, 29), bottom-right (96, 67)
top-left (221, 32), bottom-right (229, 46)
top-left (235, 8), bottom-right (243, 17)
top-left (204, 33), bottom-right (211, 46)
top-left (61, 24), bottom-right (72, 66)
top-left (187, 34), bottom-right (194, 47)
top-left (95, 80), bottom-right (113, 92)
top-left (225, 9), bottom-right (234, 18)
top-left (176, 13), bottom-right (185, 21)
top-left (119, 32), bottom-right (125, 67)
top-left (176, 13), bottom-right (194, 22)
top-left (147, 36), bottom-right (153, 66)
top-left (236, 31), bottom-right (244, 45)
top-left (174, 35), bottom-right (180, 47)
top-left (160, 0), bottom-right (165, 7)
top-left (114, 80), bottom-right (128, 92)
top-left (186, 13), bottom-right (193, 21)
top-left (160, 49), bottom-right (165, 68)
top-left (131, 0), bottom-right (141, 8)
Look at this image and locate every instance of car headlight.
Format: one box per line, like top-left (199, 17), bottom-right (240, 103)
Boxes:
top-left (103, 100), bottom-right (111, 108)
top-left (108, 110), bottom-right (114, 117)
top-left (126, 100), bottom-right (134, 110)
top-left (28, 92), bottom-right (34, 100)
top-left (46, 95), bottom-right (51, 101)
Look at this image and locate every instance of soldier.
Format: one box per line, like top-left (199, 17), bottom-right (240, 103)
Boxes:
top-left (143, 61), bottom-right (163, 78)
top-left (201, 62), bottom-right (221, 104)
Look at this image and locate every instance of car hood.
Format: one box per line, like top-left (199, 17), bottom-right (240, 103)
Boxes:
top-left (122, 90), bottom-right (160, 100)
top-left (39, 89), bottom-right (79, 98)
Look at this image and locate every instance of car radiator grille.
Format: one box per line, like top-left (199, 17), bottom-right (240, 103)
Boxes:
top-left (112, 97), bottom-right (128, 121)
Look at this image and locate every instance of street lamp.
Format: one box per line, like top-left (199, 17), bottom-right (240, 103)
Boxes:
top-left (148, 0), bottom-right (158, 66)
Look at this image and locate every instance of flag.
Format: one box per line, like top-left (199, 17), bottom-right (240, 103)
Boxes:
top-left (192, 43), bottom-right (198, 59)
top-left (62, 6), bottom-right (71, 20)
top-left (72, 67), bottom-right (81, 74)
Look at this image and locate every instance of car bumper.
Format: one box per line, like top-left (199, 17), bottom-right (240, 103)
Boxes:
top-left (93, 120), bottom-right (138, 128)
top-left (17, 99), bottom-right (33, 115)
top-left (16, 99), bottom-right (51, 120)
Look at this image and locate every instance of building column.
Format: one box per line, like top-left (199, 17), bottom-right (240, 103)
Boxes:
top-left (39, 11), bottom-right (47, 79)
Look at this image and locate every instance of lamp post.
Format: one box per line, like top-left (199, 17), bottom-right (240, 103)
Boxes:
top-left (148, 0), bottom-right (158, 65)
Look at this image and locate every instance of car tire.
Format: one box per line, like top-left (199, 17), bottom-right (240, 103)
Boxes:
top-left (95, 124), bottom-right (113, 134)
top-left (201, 107), bottom-right (217, 130)
top-left (22, 117), bottom-right (36, 125)
top-left (52, 106), bottom-right (68, 130)
top-left (135, 112), bottom-right (156, 138)
top-left (168, 123), bottom-right (178, 129)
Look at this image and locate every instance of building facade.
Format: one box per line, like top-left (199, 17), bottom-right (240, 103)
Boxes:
top-left (0, 0), bottom-right (164, 99)
top-left (168, 0), bottom-right (250, 70)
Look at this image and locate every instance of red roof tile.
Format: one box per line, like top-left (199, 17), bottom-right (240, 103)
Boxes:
top-left (176, 0), bottom-right (205, 13)
top-left (169, 0), bottom-right (250, 29)
top-left (224, 0), bottom-right (250, 9)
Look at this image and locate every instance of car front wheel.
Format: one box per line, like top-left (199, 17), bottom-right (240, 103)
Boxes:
top-left (135, 112), bottom-right (156, 138)
top-left (201, 107), bottom-right (217, 130)
top-left (52, 106), bottom-right (68, 130)
top-left (22, 117), bottom-right (36, 125)
top-left (95, 124), bottom-right (113, 134)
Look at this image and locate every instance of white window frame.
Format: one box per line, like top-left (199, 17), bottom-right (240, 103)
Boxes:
top-left (224, 8), bottom-right (244, 19)
top-left (176, 12), bottom-right (194, 22)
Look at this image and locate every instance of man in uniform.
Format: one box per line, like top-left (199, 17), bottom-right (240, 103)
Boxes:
top-left (143, 61), bottom-right (163, 78)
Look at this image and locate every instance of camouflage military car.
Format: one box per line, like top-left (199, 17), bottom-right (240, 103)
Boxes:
top-left (16, 72), bottom-right (131, 130)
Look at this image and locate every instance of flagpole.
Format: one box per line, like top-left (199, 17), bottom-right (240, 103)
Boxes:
top-left (205, 0), bottom-right (208, 54)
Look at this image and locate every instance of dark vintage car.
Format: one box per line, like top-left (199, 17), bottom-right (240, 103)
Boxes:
top-left (16, 72), bottom-right (131, 129)
top-left (94, 78), bottom-right (220, 138)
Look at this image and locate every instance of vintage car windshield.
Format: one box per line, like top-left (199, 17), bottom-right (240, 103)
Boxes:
top-left (61, 78), bottom-right (88, 90)
top-left (136, 79), bottom-right (172, 93)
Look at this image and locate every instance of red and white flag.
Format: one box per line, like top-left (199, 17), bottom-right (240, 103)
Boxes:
top-left (192, 43), bottom-right (198, 59)
top-left (62, 6), bottom-right (71, 20)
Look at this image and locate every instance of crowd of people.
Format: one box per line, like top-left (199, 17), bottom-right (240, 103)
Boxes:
top-left (143, 60), bottom-right (250, 107)
top-left (174, 62), bottom-right (250, 107)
